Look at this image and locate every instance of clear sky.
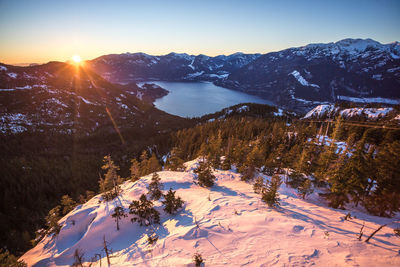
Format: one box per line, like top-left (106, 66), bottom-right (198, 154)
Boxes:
top-left (0, 0), bottom-right (399, 64)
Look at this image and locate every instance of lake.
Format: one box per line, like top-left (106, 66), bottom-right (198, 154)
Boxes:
top-left (141, 81), bottom-right (273, 118)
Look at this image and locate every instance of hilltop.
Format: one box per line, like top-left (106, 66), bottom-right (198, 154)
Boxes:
top-left (21, 159), bottom-right (400, 266)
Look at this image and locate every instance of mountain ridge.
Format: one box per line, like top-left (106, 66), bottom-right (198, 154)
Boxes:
top-left (82, 38), bottom-right (400, 113)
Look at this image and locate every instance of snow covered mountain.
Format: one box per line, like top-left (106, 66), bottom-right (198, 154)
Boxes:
top-left (0, 62), bottom-right (181, 135)
top-left (216, 38), bottom-right (400, 112)
top-left (21, 158), bottom-right (400, 266)
top-left (303, 104), bottom-right (400, 122)
top-left (87, 38), bottom-right (400, 113)
top-left (87, 52), bottom-right (261, 83)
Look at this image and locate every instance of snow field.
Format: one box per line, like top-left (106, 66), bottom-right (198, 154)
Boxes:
top-left (21, 159), bottom-right (400, 266)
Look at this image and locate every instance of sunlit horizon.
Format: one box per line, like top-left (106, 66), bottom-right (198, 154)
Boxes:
top-left (1, 0), bottom-right (399, 65)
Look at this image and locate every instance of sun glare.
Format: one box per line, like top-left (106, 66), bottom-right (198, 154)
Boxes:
top-left (72, 55), bottom-right (81, 63)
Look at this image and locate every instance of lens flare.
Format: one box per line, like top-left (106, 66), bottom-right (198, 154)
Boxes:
top-left (72, 55), bottom-right (81, 63)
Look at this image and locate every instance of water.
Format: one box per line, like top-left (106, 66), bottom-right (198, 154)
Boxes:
top-left (142, 81), bottom-right (273, 118)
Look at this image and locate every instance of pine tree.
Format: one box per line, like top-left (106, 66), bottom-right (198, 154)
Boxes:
top-left (147, 173), bottom-right (164, 201)
top-left (0, 249), bottom-right (27, 267)
top-left (253, 176), bottom-right (264, 194)
top-left (343, 138), bottom-right (370, 207)
top-left (100, 155), bottom-right (123, 200)
top-left (60, 195), bottom-right (76, 216)
top-left (297, 179), bottom-right (313, 199)
top-left (45, 205), bottom-right (62, 236)
top-left (241, 165), bottom-right (256, 181)
top-left (194, 161), bottom-right (216, 187)
top-left (221, 154), bottom-right (232, 170)
top-left (261, 175), bottom-right (282, 207)
top-left (111, 206), bottom-right (127, 231)
top-left (129, 194), bottom-right (160, 226)
top-left (193, 252), bottom-right (204, 267)
top-left (364, 141), bottom-right (400, 217)
top-left (166, 147), bottom-right (184, 171)
top-left (162, 189), bottom-right (184, 214)
top-left (139, 150), bottom-right (149, 176)
top-left (287, 170), bottom-right (306, 189)
top-left (325, 148), bottom-right (350, 209)
top-left (147, 153), bottom-right (161, 174)
top-left (130, 158), bottom-right (140, 182)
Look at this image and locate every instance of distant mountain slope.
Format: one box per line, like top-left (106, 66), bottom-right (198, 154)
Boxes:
top-left (302, 104), bottom-right (400, 124)
top-left (88, 38), bottom-right (400, 113)
top-left (217, 39), bottom-right (400, 112)
top-left (21, 158), bottom-right (400, 266)
top-left (87, 52), bottom-right (261, 83)
top-left (0, 62), bottom-right (183, 136)
top-left (0, 61), bottom-right (192, 255)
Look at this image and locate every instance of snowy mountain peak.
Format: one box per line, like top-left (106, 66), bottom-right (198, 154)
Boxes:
top-left (335, 38), bottom-right (382, 52)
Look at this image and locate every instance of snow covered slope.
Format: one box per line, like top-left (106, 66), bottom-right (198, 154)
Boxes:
top-left (21, 159), bottom-right (400, 266)
top-left (303, 104), bottom-right (399, 121)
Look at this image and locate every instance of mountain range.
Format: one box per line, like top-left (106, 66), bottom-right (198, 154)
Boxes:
top-left (87, 38), bottom-right (400, 112)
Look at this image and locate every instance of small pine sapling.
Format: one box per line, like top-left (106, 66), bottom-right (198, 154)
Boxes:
top-left (324, 231), bottom-right (330, 239)
top-left (194, 161), bottom-right (216, 188)
top-left (147, 232), bottom-right (159, 245)
top-left (147, 172), bottom-right (164, 201)
top-left (193, 252), bottom-right (204, 267)
top-left (261, 175), bottom-right (282, 207)
top-left (394, 228), bottom-right (400, 237)
top-left (129, 194), bottom-right (160, 226)
top-left (162, 189), bottom-right (184, 215)
top-left (111, 206), bottom-right (127, 231)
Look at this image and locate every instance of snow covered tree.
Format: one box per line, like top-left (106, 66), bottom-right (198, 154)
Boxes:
top-left (194, 161), bottom-right (216, 188)
top-left (111, 206), bottom-right (127, 231)
top-left (129, 158), bottom-right (140, 182)
top-left (129, 194), bottom-right (160, 226)
top-left (261, 175), bottom-right (282, 207)
top-left (162, 189), bottom-right (184, 214)
top-left (147, 172), bottom-right (164, 201)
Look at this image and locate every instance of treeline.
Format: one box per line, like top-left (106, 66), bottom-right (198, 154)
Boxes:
top-left (167, 116), bottom-right (400, 216)
top-left (0, 127), bottom-right (178, 256)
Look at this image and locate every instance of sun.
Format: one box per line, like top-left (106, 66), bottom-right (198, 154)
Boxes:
top-left (72, 55), bottom-right (81, 63)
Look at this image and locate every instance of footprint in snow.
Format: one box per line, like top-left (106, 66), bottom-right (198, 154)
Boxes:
top-left (292, 225), bottom-right (305, 233)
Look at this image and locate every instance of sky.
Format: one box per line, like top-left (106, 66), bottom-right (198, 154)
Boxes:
top-left (0, 0), bottom-right (399, 64)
